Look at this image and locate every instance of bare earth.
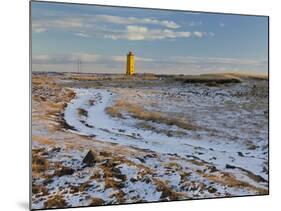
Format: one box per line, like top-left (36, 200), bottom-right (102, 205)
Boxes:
top-left (31, 72), bottom-right (268, 209)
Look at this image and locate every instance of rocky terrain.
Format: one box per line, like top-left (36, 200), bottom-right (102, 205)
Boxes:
top-left (31, 72), bottom-right (268, 209)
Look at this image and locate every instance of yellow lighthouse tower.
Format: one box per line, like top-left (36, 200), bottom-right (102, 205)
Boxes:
top-left (126, 51), bottom-right (134, 75)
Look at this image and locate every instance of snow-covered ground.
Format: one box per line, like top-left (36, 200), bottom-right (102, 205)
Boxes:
top-left (32, 75), bottom-right (268, 209)
top-left (64, 83), bottom-right (268, 187)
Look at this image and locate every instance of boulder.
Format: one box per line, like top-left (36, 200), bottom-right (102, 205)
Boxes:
top-left (82, 150), bottom-right (97, 167)
top-left (207, 186), bottom-right (217, 193)
top-left (225, 164), bottom-right (236, 169)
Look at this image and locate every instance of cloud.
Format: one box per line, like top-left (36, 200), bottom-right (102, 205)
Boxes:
top-left (33, 53), bottom-right (99, 64)
top-left (32, 14), bottom-right (181, 33)
top-left (208, 32), bottom-right (215, 37)
top-left (193, 31), bottom-right (203, 38)
top-left (94, 15), bottom-right (180, 29)
top-left (32, 54), bottom-right (50, 61)
top-left (219, 22), bottom-right (225, 27)
top-left (74, 32), bottom-right (91, 38)
top-left (32, 13), bottom-right (209, 41)
top-left (34, 53), bottom-right (266, 67)
top-left (33, 53), bottom-right (154, 65)
top-left (33, 27), bottom-right (47, 33)
top-left (71, 53), bottom-right (101, 63)
top-left (32, 17), bottom-right (85, 33)
top-left (111, 55), bottom-right (154, 62)
top-left (139, 56), bottom-right (268, 74)
top-left (135, 56), bottom-right (155, 62)
top-left (32, 13), bottom-right (212, 41)
top-left (105, 25), bottom-right (192, 41)
top-left (193, 31), bottom-right (215, 38)
top-left (32, 22), bottom-right (48, 33)
top-left (187, 21), bottom-right (202, 27)
top-left (33, 52), bottom-right (268, 74)
top-left (170, 56), bottom-right (267, 66)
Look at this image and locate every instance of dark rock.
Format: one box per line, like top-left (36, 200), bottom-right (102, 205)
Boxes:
top-left (141, 175), bottom-right (151, 184)
top-left (84, 123), bottom-right (94, 129)
top-left (208, 166), bottom-right (218, 173)
top-left (130, 177), bottom-right (138, 183)
top-left (207, 186), bottom-right (217, 193)
top-left (247, 145), bottom-right (257, 150)
top-left (77, 108), bottom-right (88, 117)
top-left (42, 178), bottom-right (53, 185)
top-left (237, 152), bottom-right (244, 157)
top-left (144, 153), bottom-right (157, 159)
top-left (262, 166), bottom-right (268, 174)
top-left (89, 134), bottom-right (96, 138)
top-left (167, 131), bottom-right (173, 137)
top-left (50, 147), bottom-right (61, 153)
top-left (54, 166), bottom-right (75, 177)
top-left (70, 186), bottom-right (79, 193)
top-left (136, 157), bottom-right (146, 163)
top-left (225, 164), bottom-right (236, 169)
top-left (118, 129), bottom-right (126, 133)
top-left (41, 151), bottom-right (49, 157)
top-left (82, 150), bottom-right (97, 167)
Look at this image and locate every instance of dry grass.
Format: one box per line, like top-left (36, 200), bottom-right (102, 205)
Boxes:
top-left (90, 198), bottom-right (105, 206)
top-left (171, 72), bottom-right (267, 84)
top-left (43, 194), bottom-right (67, 208)
top-left (68, 73), bottom-right (159, 81)
top-left (110, 190), bottom-right (126, 203)
top-left (32, 76), bottom-right (57, 86)
top-left (153, 179), bottom-right (185, 200)
top-left (32, 75), bottom-right (76, 134)
top-left (106, 100), bottom-right (198, 130)
top-left (54, 166), bottom-right (75, 177)
top-left (100, 158), bottom-right (127, 189)
top-left (164, 162), bottom-right (183, 171)
top-left (202, 172), bottom-right (268, 194)
top-left (32, 184), bottom-right (49, 196)
top-left (171, 74), bottom-right (242, 84)
top-left (134, 73), bottom-right (158, 80)
top-left (68, 76), bottom-right (100, 81)
top-left (137, 122), bottom-right (187, 137)
top-left (32, 135), bottom-right (54, 145)
top-left (78, 181), bottom-right (93, 192)
top-left (221, 72), bottom-right (268, 80)
top-left (32, 149), bottom-right (50, 174)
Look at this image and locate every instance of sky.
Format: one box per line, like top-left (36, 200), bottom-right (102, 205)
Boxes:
top-left (31, 1), bottom-right (268, 75)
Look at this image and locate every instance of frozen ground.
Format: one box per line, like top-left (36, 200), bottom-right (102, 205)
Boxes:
top-left (65, 86), bottom-right (268, 178)
top-left (31, 73), bottom-right (268, 209)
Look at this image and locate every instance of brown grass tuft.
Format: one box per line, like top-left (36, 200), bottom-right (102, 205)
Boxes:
top-left (32, 136), bottom-right (54, 145)
top-left (32, 151), bottom-right (50, 174)
top-left (154, 179), bottom-right (183, 200)
top-left (90, 198), bottom-right (105, 206)
top-left (202, 172), bottom-right (268, 195)
top-left (77, 108), bottom-right (88, 117)
top-left (32, 184), bottom-right (49, 196)
top-left (43, 194), bottom-right (67, 208)
top-left (106, 100), bottom-right (198, 130)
